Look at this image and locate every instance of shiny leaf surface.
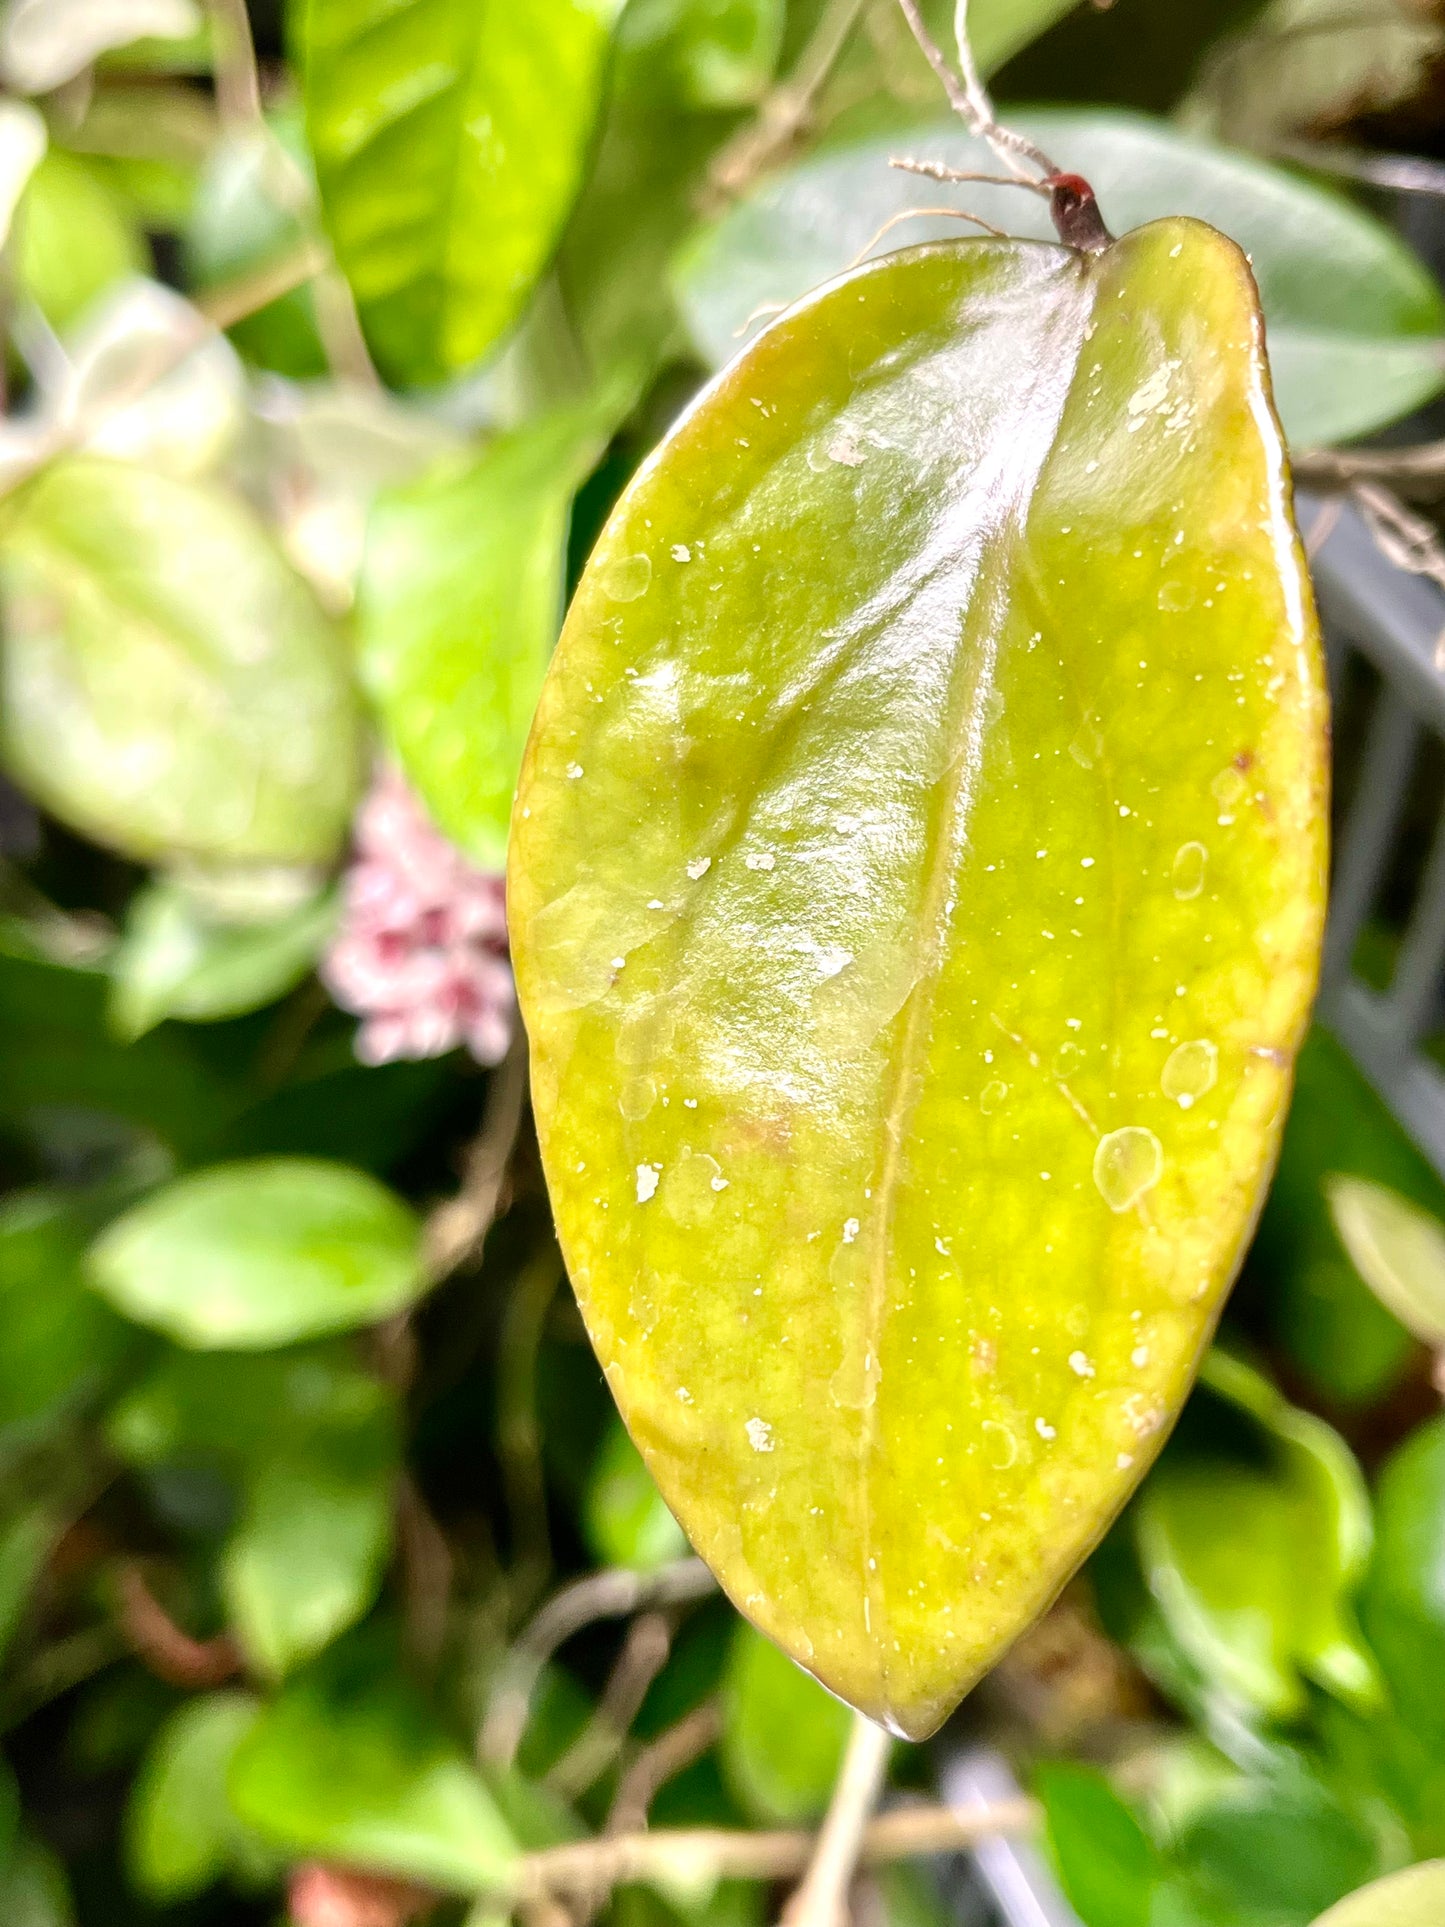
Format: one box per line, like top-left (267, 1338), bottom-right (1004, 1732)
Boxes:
top-left (297, 0), bottom-right (624, 386)
top-left (358, 408), bottom-right (610, 871)
top-left (87, 1159), bottom-right (426, 1348)
top-left (511, 221), bottom-right (1327, 1736)
top-left (0, 458), bottom-right (363, 866)
top-left (674, 109), bottom-right (1445, 447)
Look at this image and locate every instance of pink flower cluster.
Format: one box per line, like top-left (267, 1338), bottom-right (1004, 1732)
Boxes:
top-left (322, 768), bottom-right (514, 1068)
top-left (288, 1864), bottom-right (429, 1927)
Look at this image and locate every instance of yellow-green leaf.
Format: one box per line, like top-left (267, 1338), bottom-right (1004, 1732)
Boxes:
top-left (1311, 1862), bottom-right (1445, 1927)
top-left (510, 220), bottom-right (1327, 1738)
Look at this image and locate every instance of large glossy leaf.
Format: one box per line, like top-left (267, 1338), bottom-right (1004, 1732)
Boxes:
top-left (1311, 1863), bottom-right (1445, 1927)
top-left (296, 0), bottom-right (625, 386)
top-left (510, 219), bottom-right (1327, 1736)
top-left (86, 1159), bottom-right (426, 1348)
top-left (357, 408), bottom-right (610, 871)
top-left (228, 1633), bottom-right (518, 1894)
top-left (0, 459), bottom-right (363, 866)
top-left (674, 109), bottom-right (1445, 448)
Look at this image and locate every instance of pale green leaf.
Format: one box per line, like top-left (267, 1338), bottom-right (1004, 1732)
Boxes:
top-left (86, 1159), bottom-right (426, 1349)
top-left (126, 1692), bottom-right (262, 1902)
top-left (16, 149), bottom-right (145, 331)
top-left (674, 109), bottom-right (1445, 447)
top-left (297, 0), bottom-right (626, 386)
top-left (228, 1634), bottom-right (519, 1894)
top-left (108, 875), bottom-right (337, 1041)
top-left (1311, 1862), bottom-right (1445, 1927)
top-left (1326, 1175), bottom-right (1445, 1349)
top-left (584, 1418), bottom-right (687, 1572)
top-left (0, 458), bottom-right (364, 866)
top-left (357, 407), bottom-right (609, 869)
top-left (720, 1623), bottom-right (852, 1825)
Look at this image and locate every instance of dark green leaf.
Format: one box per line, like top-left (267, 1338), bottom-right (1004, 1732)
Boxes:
top-left (108, 876), bottom-right (337, 1041)
top-left (1038, 1762), bottom-right (1158, 1927)
top-left (620, 0), bottom-right (784, 109)
top-left (584, 1418), bottom-right (687, 1572)
top-left (1176, 1779), bottom-right (1380, 1926)
top-left (720, 1624), bottom-right (852, 1824)
top-left (357, 407), bottom-right (610, 870)
top-left (228, 1632), bottom-right (518, 1894)
top-left (87, 1159), bottom-right (426, 1348)
top-left (0, 1189), bottom-right (134, 1442)
top-left (0, 458), bottom-right (364, 866)
top-left (126, 1692), bottom-right (262, 1902)
top-left (674, 110), bottom-right (1445, 447)
top-left (297, 0), bottom-right (626, 386)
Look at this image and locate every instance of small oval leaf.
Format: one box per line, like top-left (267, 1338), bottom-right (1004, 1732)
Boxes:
top-left (511, 221), bottom-right (1327, 1736)
top-left (86, 1159), bottom-right (426, 1348)
top-left (1326, 1175), bottom-right (1445, 1349)
top-left (1311, 1862), bottom-right (1445, 1927)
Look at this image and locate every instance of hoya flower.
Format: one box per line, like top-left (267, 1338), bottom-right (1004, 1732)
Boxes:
top-left (287, 1863), bottom-right (430, 1927)
top-left (322, 768), bottom-right (514, 1068)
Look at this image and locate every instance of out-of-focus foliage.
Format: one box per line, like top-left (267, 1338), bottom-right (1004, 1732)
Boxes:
top-left (0, 0), bottom-right (1439, 1923)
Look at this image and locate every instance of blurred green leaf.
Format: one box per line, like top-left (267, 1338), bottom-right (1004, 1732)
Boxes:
top-left (674, 109), bottom-right (1445, 447)
top-left (1258, 1031), bottom-right (1443, 1405)
top-left (1362, 1415), bottom-right (1445, 1754)
top-left (126, 1691), bottom-right (262, 1902)
top-left (109, 875), bottom-right (337, 1042)
top-left (621, 0), bottom-right (784, 109)
top-left (0, 0), bottom-right (202, 95)
top-left (720, 1624), bottom-right (851, 1824)
top-left (0, 1834), bottom-right (73, 1927)
top-left (1311, 1862), bottom-right (1445, 1927)
top-left (1038, 1762), bottom-right (1158, 1927)
top-left (0, 1189), bottom-right (134, 1442)
top-left (358, 406), bottom-right (611, 870)
top-left (1136, 1354), bottom-right (1378, 1721)
top-left (229, 1631), bottom-right (518, 1894)
top-left (964, 0), bottom-right (1080, 70)
top-left (62, 81), bottom-right (212, 228)
top-left (0, 1505), bottom-right (54, 1663)
top-left (0, 458), bottom-right (364, 867)
top-left (297, 0), bottom-right (626, 386)
top-left (1326, 1177), bottom-right (1445, 1351)
top-left (222, 1408), bottom-right (397, 1677)
top-left (183, 114), bottom-right (327, 379)
top-left (15, 149), bottom-right (146, 332)
top-left (584, 1418), bottom-right (687, 1572)
top-left (1175, 1778), bottom-right (1380, 1926)
top-left (87, 1159), bottom-right (426, 1348)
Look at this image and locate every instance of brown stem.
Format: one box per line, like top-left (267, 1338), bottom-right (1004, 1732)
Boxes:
top-left (479, 1558), bottom-right (716, 1770)
top-left (893, 0), bottom-right (1057, 181)
top-left (707, 0), bottom-right (870, 206)
top-left (1293, 439), bottom-right (1445, 496)
top-left (205, 0), bottom-right (263, 131)
top-left (514, 1798), bottom-right (1038, 1905)
top-left (397, 1475), bottom-right (454, 1669)
top-left (607, 1701), bottom-right (725, 1838)
top-left (424, 1030), bottom-right (531, 1279)
top-left (546, 1610), bottom-right (675, 1800)
top-left (116, 1563), bottom-right (243, 1689)
top-left (780, 1714), bottom-right (892, 1927)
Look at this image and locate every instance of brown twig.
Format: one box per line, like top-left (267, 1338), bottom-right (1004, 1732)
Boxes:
top-left (479, 1558), bottom-right (716, 1770)
top-left (1293, 439), bottom-right (1445, 497)
top-left (892, 0), bottom-right (1056, 181)
top-left (424, 1030), bottom-right (531, 1278)
top-left (396, 1475), bottom-right (454, 1669)
top-left (607, 1701), bottom-right (725, 1838)
top-left (116, 1563), bottom-right (243, 1689)
top-left (1349, 482), bottom-right (1445, 669)
top-left (546, 1611), bottom-right (675, 1800)
top-left (512, 1798), bottom-right (1038, 1904)
top-left (496, 1248), bottom-right (565, 1603)
top-left (707, 0), bottom-right (870, 205)
top-left (780, 1714), bottom-right (892, 1927)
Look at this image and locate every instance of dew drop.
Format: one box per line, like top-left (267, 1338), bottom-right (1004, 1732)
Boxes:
top-left (1162, 1039), bottom-right (1218, 1108)
top-left (1053, 1042), bottom-right (1087, 1079)
top-left (1172, 841), bottom-right (1207, 899)
top-left (981, 1420), bottom-right (1017, 1469)
top-left (603, 552), bottom-right (652, 602)
top-left (1211, 765), bottom-right (1247, 811)
top-left (1093, 1127), bottom-right (1163, 1212)
top-left (619, 1075), bottom-right (656, 1121)
top-left (661, 1150), bottom-right (724, 1226)
top-left (980, 1079), bottom-right (1009, 1116)
top-left (1157, 578), bottom-right (1195, 613)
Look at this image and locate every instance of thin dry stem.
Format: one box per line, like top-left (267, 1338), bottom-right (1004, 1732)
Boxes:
top-left (1294, 439), bottom-right (1445, 497)
top-left (888, 156), bottom-right (1050, 195)
top-left (893, 0), bottom-right (1056, 180)
top-left (607, 1701), bottom-right (725, 1838)
top-left (546, 1611), bottom-right (674, 1799)
top-left (514, 1797), bottom-right (1038, 1905)
top-left (425, 1030), bottom-right (531, 1277)
top-left (1349, 482), bottom-right (1445, 669)
top-left (205, 0), bottom-right (263, 130)
top-left (479, 1558), bottom-right (715, 1770)
top-left (779, 1714), bottom-right (892, 1927)
top-left (708, 0), bottom-right (870, 204)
